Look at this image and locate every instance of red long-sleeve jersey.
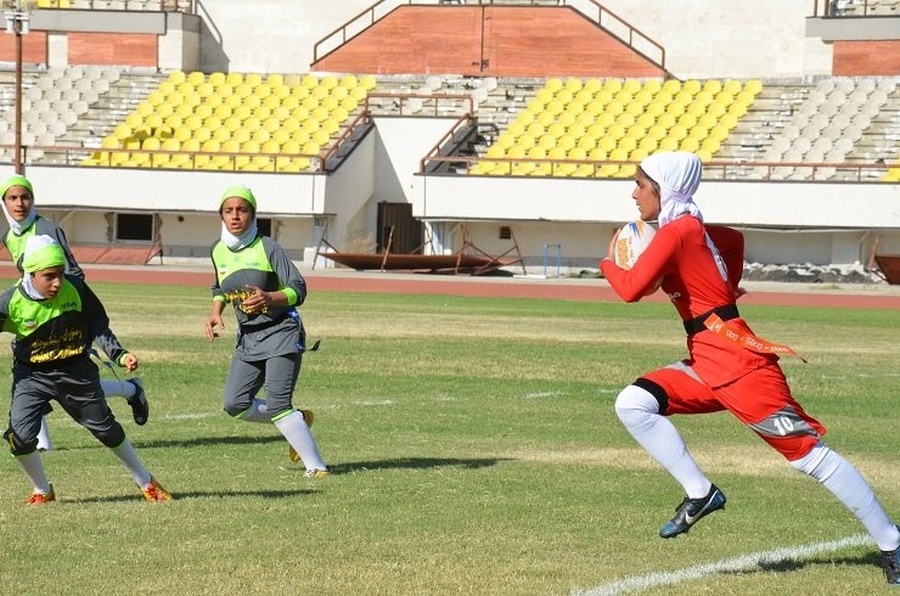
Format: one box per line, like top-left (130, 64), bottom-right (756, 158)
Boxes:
top-left (601, 216), bottom-right (778, 387)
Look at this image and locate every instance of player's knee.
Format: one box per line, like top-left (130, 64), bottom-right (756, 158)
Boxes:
top-left (614, 383), bottom-right (662, 421)
top-left (224, 402), bottom-right (247, 418)
top-left (91, 423), bottom-right (126, 448)
top-left (4, 427), bottom-right (38, 455)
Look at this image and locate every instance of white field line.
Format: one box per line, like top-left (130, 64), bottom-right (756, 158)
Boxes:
top-left (572, 533), bottom-right (872, 596)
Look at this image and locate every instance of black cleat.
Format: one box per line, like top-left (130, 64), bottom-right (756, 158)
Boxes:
top-left (882, 529), bottom-right (900, 586)
top-left (659, 484), bottom-right (726, 539)
top-left (126, 378), bottom-right (149, 426)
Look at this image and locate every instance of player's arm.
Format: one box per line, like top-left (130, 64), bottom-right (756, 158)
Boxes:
top-left (206, 253), bottom-right (227, 342)
top-left (706, 225), bottom-right (745, 294)
top-left (53, 226), bottom-right (85, 280)
top-left (601, 228), bottom-right (673, 302)
top-left (78, 278), bottom-right (134, 369)
top-left (242, 239), bottom-right (307, 312)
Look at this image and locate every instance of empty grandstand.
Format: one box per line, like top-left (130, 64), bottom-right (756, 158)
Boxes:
top-left (0, 0), bottom-right (896, 275)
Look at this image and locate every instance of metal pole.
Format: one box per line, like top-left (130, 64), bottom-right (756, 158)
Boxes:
top-left (14, 13), bottom-right (23, 174)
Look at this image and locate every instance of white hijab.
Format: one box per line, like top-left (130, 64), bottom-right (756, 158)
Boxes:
top-left (2, 194), bottom-right (37, 236)
top-left (220, 220), bottom-right (258, 252)
top-left (640, 151), bottom-right (728, 281)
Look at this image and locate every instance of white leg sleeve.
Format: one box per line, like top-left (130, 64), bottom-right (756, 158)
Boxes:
top-left (274, 410), bottom-right (327, 472)
top-left (36, 416), bottom-right (52, 451)
top-left (111, 439), bottom-right (152, 487)
top-left (614, 384), bottom-right (712, 499)
top-left (15, 450), bottom-right (52, 494)
top-left (791, 442), bottom-right (900, 551)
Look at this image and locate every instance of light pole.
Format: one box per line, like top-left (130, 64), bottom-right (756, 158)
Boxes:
top-left (4, 1), bottom-right (30, 174)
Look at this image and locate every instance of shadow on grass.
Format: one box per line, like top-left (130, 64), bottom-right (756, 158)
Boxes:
top-left (327, 456), bottom-right (509, 474)
top-left (727, 552), bottom-right (882, 576)
top-left (50, 434), bottom-right (287, 452)
top-left (62, 487), bottom-right (316, 504)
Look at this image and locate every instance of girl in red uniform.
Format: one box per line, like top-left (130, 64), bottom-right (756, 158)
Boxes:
top-left (600, 151), bottom-right (899, 585)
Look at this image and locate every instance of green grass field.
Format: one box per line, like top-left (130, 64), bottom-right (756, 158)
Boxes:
top-left (0, 281), bottom-right (897, 595)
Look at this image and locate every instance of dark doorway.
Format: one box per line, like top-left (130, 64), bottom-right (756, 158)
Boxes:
top-left (377, 202), bottom-right (423, 254)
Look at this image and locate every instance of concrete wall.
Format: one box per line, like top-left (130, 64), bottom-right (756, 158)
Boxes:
top-left (194, 0), bottom-right (833, 79)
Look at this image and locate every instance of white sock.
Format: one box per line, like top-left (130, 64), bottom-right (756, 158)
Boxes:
top-left (36, 416), bottom-right (53, 451)
top-left (15, 451), bottom-right (52, 494)
top-left (615, 384), bottom-right (711, 498)
top-left (239, 398), bottom-right (275, 423)
top-left (791, 442), bottom-right (900, 552)
top-left (100, 379), bottom-right (135, 399)
top-left (111, 439), bottom-right (153, 487)
top-left (274, 410), bottom-right (327, 472)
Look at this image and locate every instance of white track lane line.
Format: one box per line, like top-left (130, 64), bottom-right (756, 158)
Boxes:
top-left (572, 533), bottom-right (872, 595)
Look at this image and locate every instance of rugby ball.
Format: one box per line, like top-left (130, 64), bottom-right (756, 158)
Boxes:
top-left (614, 220), bottom-right (657, 270)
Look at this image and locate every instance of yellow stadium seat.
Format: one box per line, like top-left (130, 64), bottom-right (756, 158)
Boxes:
top-left (195, 127), bottom-right (212, 143)
top-left (665, 102), bottom-right (685, 118)
top-left (669, 124), bottom-right (688, 141)
top-left (643, 79), bottom-right (663, 94)
top-left (527, 122), bottom-right (545, 138)
top-left (639, 136), bottom-right (658, 152)
top-left (720, 112), bottom-right (739, 129)
top-left (564, 78), bottom-right (583, 94)
top-left (168, 71), bottom-right (187, 85)
top-left (689, 125), bottom-right (709, 140)
top-left (312, 129), bottom-right (330, 145)
top-left (619, 135), bottom-right (637, 153)
top-left (545, 78), bottom-right (564, 94)
top-left (577, 135), bottom-right (596, 151)
top-left (213, 127), bottom-right (231, 143)
top-left (679, 112), bottom-right (698, 128)
top-left (657, 113), bottom-right (676, 129)
top-left (583, 79), bottom-right (604, 95)
top-left (142, 137), bottom-right (161, 151)
top-left (555, 89), bottom-right (574, 105)
top-left (744, 79), bottom-right (763, 96)
top-left (701, 137), bottom-right (721, 153)
top-left (173, 127), bottom-right (192, 143)
top-left (622, 79), bottom-right (642, 95)
top-left (680, 137), bottom-right (700, 152)
top-left (357, 74), bottom-right (375, 91)
top-left (186, 71), bottom-right (205, 86)
top-left (709, 124), bottom-right (729, 143)
top-left (659, 137), bottom-right (679, 151)
top-left (698, 113), bottom-right (718, 130)
top-left (194, 104), bottom-right (213, 120)
top-left (516, 133), bottom-right (535, 150)
top-left (536, 134), bottom-right (555, 151)
top-left (598, 136), bottom-right (617, 153)
top-left (706, 102), bottom-right (727, 118)
top-left (634, 90), bottom-right (654, 106)
top-left (576, 111), bottom-right (595, 127)
top-left (556, 135), bottom-right (576, 152)
top-left (588, 147), bottom-right (608, 161)
top-left (682, 80), bottom-right (702, 95)
top-left (547, 122), bottom-right (566, 138)
top-left (727, 102), bottom-right (748, 119)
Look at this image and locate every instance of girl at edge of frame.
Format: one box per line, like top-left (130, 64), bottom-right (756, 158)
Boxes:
top-left (0, 174), bottom-right (149, 453)
top-left (599, 151), bottom-right (899, 586)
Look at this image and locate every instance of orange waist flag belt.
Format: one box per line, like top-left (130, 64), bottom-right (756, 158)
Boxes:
top-left (703, 313), bottom-right (807, 363)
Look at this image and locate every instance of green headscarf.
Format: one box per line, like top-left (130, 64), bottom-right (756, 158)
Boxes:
top-left (220, 185), bottom-right (257, 211)
top-left (0, 174), bottom-right (33, 201)
top-left (22, 234), bottom-right (66, 273)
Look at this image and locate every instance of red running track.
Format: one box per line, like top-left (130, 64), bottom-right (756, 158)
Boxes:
top-left (2, 264), bottom-right (897, 310)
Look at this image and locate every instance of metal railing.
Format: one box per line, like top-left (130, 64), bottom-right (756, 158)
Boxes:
top-left (313, 0), bottom-right (667, 75)
top-left (13, 1), bottom-right (195, 12)
top-left (420, 154), bottom-right (893, 181)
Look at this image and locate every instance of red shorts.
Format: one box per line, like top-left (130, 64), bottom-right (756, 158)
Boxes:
top-left (640, 361), bottom-right (826, 461)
